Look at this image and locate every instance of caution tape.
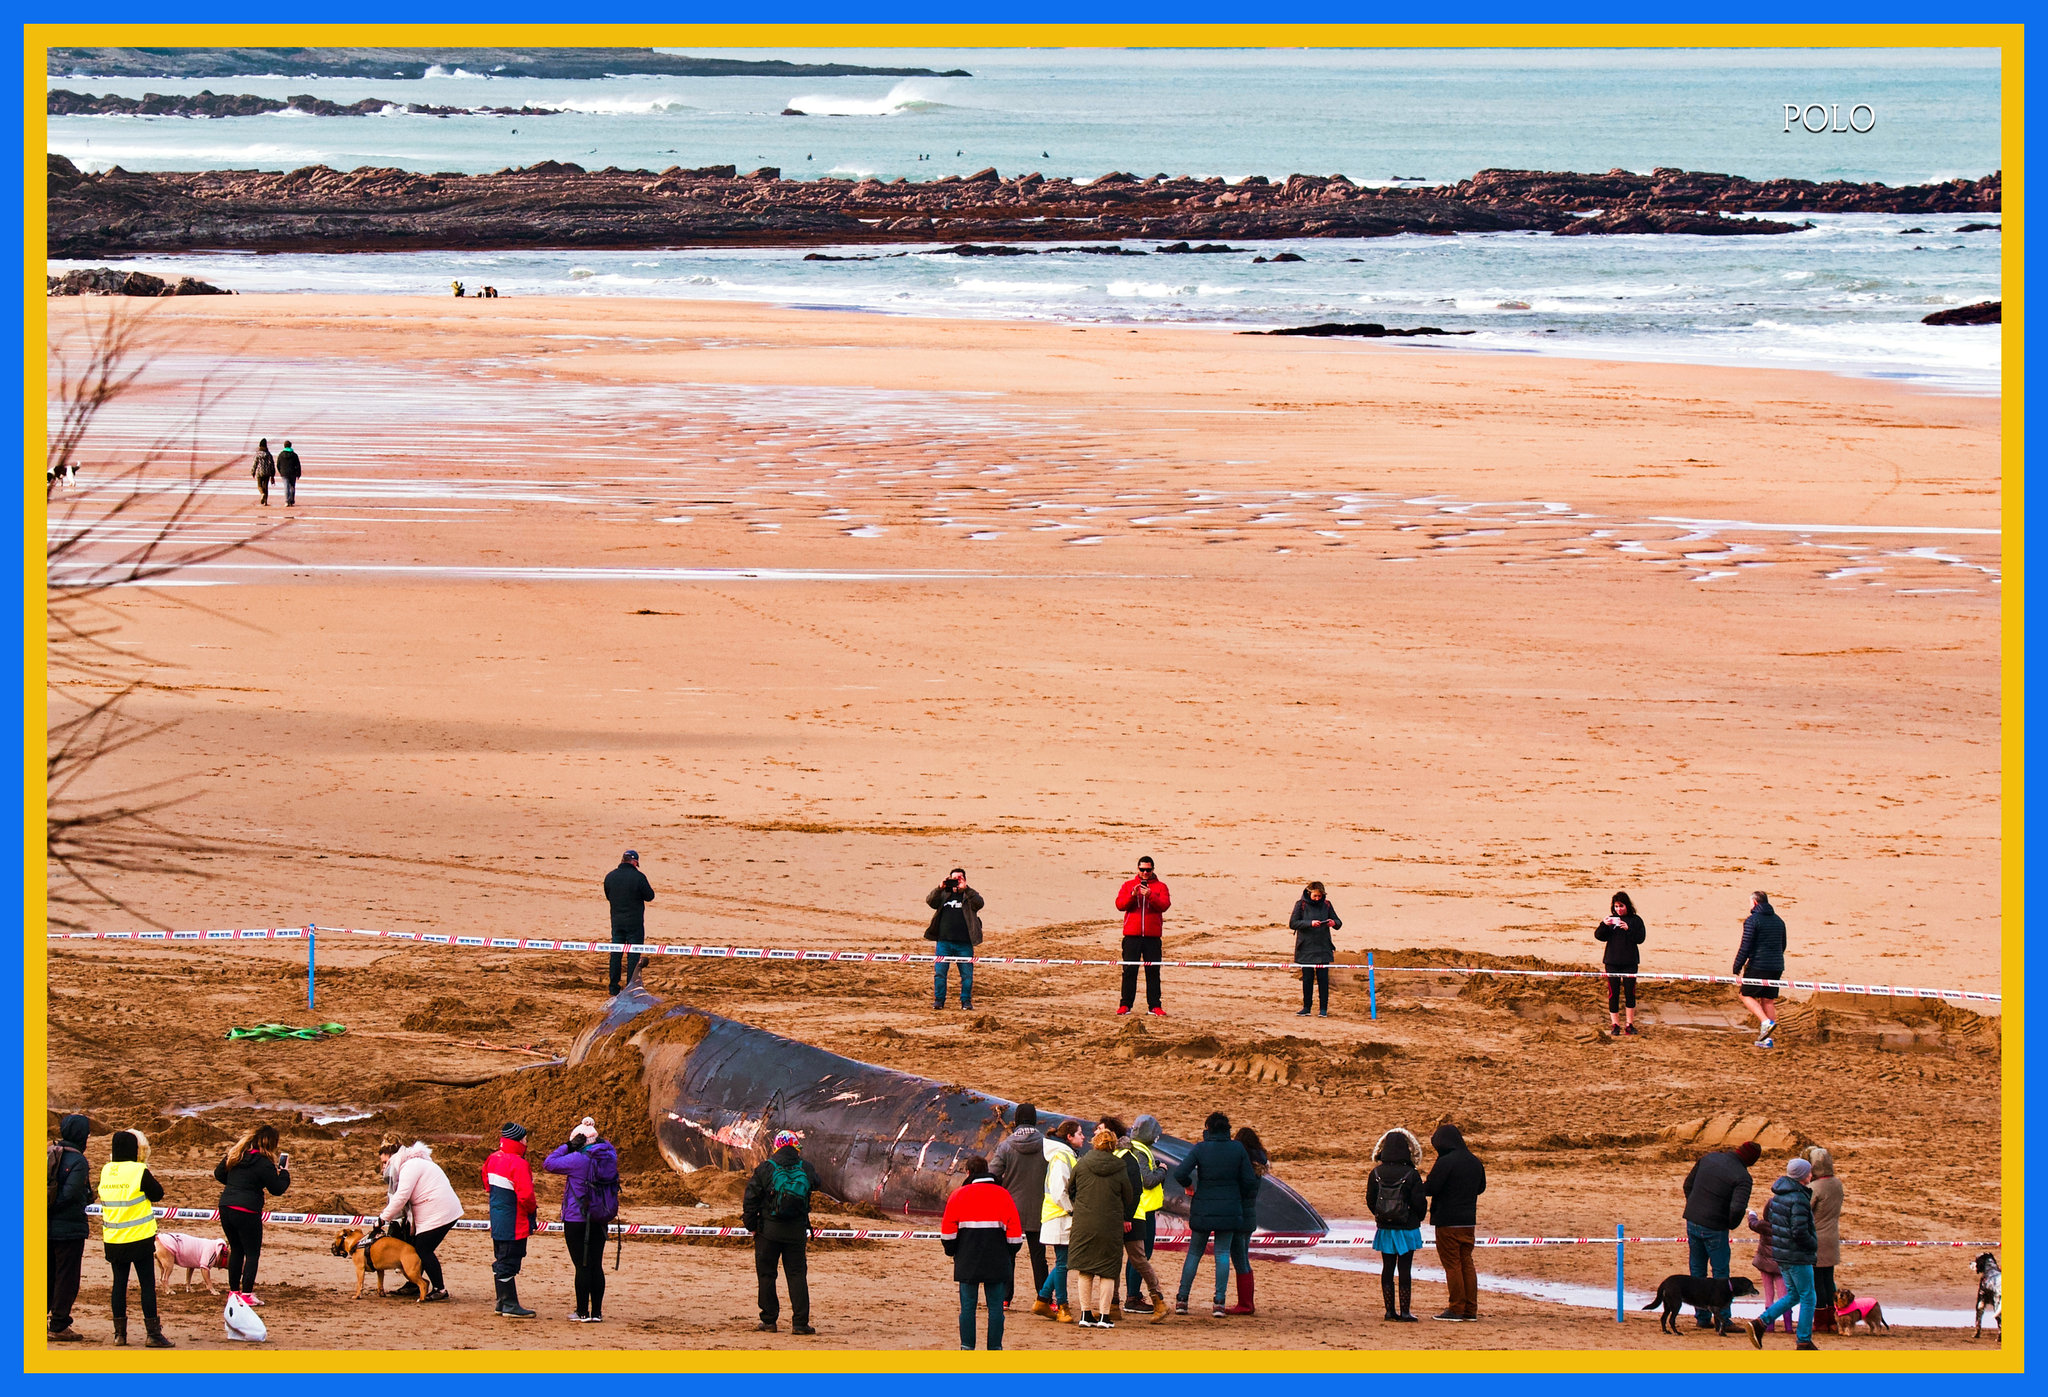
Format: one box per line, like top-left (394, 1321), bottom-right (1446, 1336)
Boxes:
top-left (88, 1208), bottom-right (1994, 1250)
top-left (47, 922), bottom-right (2002, 1004)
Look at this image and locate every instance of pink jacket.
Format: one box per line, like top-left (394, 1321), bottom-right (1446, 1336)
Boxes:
top-left (381, 1142), bottom-right (465, 1233)
top-left (157, 1231), bottom-right (229, 1270)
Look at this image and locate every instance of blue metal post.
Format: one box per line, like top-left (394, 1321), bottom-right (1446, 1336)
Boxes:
top-left (1367, 951), bottom-right (1378, 1020)
top-left (307, 925), bottom-right (315, 1011)
top-left (1616, 1223), bottom-right (1625, 1323)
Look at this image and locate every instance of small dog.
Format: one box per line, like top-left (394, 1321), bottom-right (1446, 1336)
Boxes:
top-left (1643, 1273), bottom-right (1758, 1334)
top-left (1974, 1252), bottom-right (2001, 1339)
top-left (154, 1231), bottom-right (231, 1292)
top-left (46, 461), bottom-right (72, 490)
top-left (1832, 1286), bottom-right (1890, 1334)
top-left (331, 1225), bottom-right (427, 1302)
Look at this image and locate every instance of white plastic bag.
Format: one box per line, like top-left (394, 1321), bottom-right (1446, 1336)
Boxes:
top-left (223, 1293), bottom-right (267, 1342)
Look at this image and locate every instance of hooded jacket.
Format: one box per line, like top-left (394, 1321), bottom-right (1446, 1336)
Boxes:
top-left (1123, 1116), bottom-right (1170, 1219)
top-left (48, 1114), bottom-right (93, 1241)
top-left (1368, 1144), bottom-right (1427, 1231)
top-left (1734, 901), bottom-right (1788, 980)
top-left (1039, 1135), bottom-right (1079, 1245)
top-left (215, 1145), bottom-right (292, 1215)
top-left (941, 1174), bottom-right (1023, 1284)
top-left (1806, 1154), bottom-right (1842, 1268)
top-left (990, 1126), bottom-right (1048, 1229)
top-left (1762, 1175), bottom-right (1818, 1267)
top-left (543, 1137), bottom-right (621, 1226)
top-left (251, 445), bottom-right (275, 482)
top-left (603, 860), bottom-right (655, 937)
top-left (1289, 895), bottom-right (1343, 965)
top-left (1746, 1203), bottom-right (1781, 1275)
top-left (743, 1144), bottom-right (822, 1243)
top-left (1682, 1148), bottom-right (1755, 1231)
top-left (1067, 1145), bottom-right (1137, 1279)
top-left (1423, 1123), bottom-right (1488, 1227)
top-left (98, 1131), bottom-right (163, 1249)
top-left (1595, 911), bottom-right (1647, 971)
top-left (483, 1135), bottom-right (539, 1241)
top-left (274, 445), bottom-right (302, 480)
top-left (1115, 876), bottom-right (1171, 937)
top-left (1172, 1127), bottom-right (1259, 1233)
top-left (381, 1142), bottom-right (465, 1233)
top-left (924, 883), bottom-right (986, 946)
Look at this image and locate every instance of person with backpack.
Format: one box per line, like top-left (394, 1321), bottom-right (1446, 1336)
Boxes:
top-left (544, 1116), bottom-right (620, 1323)
top-left (990, 1103), bottom-right (1049, 1308)
top-left (378, 1139), bottom-right (462, 1301)
top-left (484, 1122), bottom-right (540, 1319)
top-left (743, 1130), bottom-right (820, 1335)
top-left (1368, 1127), bottom-right (1427, 1322)
top-left (47, 1113), bottom-right (92, 1342)
top-left (1289, 882), bottom-right (1341, 1016)
top-left (275, 439), bottom-right (302, 505)
top-left (250, 438), bottom-right (275, 505)
top-left (1171, 1111), bottom-right (1259, 1318)
top-left (98, 1130), bottom-right (173, 1347)
top-left (1596, 890), bottom-right (1648, 1037)
top-left (214, 1123), bottom-right (292, 1308)
top-left (941, 1155), bottom-right (1024, 1349)
top-left (1032, 1119), bottom-right (1086, 1323)
top-left (1424, 1120), bottom-right (1486, 1321)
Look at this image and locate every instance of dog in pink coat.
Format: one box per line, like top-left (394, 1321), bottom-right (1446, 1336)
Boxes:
top-left (155, 1231), bottom-right (232, 1293)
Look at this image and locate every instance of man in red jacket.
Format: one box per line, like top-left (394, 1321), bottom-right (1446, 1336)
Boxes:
top-left (1115, 856), bottom-right (1172, 1017)
top-left (942, 1156), bottom-right (1024, 1350)
top-left (483, 1122), bottom-right (540, 1318)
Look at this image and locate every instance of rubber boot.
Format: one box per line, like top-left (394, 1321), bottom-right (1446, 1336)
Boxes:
top-left (500, 1279), bottom-right (535, 1319)
top-left (1399, 1270), bottom-right (1416, 1321)
top-left (143, 1317), bottom-right (174, 1349)
top-left (112, 1316), bottom-right (128, 1348)
top-left (1814, 1305), bottom-right (1838, 1335)
top-left (1226, 1272), bottom-right (1255, 1315)
top-left (1381, 1271), bottom-right (1398, 1320)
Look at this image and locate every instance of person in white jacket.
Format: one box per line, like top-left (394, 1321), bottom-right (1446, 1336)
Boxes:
top-left (378, 1140), bottom-right (465, 1302)
top-left (1032, 1120), bottom-right (1087, 1323)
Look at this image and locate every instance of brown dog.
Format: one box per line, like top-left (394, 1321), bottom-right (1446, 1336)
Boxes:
top-left (331, 1226), bottom-right (427, 1301)
top-left (1833, 1286), bottom-right (1891, 1334)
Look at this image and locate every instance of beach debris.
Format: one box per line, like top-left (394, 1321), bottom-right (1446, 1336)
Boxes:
top-left (224, 1022), bottom-right (347, 1042)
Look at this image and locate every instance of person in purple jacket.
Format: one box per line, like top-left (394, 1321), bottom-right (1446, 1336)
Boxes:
top-left (543, 1116), bottom-right (621, 1323)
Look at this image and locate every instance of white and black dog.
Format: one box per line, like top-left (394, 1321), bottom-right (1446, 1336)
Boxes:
top-left (1973, 1251), bottom-right (2001, 1339)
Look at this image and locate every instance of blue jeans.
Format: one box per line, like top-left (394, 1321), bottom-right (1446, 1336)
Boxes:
top-left (1036, 1242), bottom-right (1069, 1306)
top-left (934, 941), bottom-right (974, 1004)
top-left (1758, 1263), bottom-right (1816, 1341)
top-left (959, 1279), bottom-right (1005, 1349)
top-left (1686, 1221), bottom-right (1732, 1325)
top-left (1230, 1228), bottom-right (1252, 1280)
top-left (1176, 1229), bottom-right (1236, 1306)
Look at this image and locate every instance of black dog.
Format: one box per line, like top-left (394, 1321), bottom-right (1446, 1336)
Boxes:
top-left (1643, 1274), bottom-right (1758, 1334)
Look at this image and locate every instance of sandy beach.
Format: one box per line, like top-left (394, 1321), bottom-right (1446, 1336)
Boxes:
top-left (39, 294), bottom-right (2004, 1355)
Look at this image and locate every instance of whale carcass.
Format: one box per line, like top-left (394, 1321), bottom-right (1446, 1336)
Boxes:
top-left (570, 986), bottom-right (1327, 1243)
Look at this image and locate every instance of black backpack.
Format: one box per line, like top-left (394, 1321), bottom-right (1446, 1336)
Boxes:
top-left (1370, 1166), bottom-right (1421, 1229)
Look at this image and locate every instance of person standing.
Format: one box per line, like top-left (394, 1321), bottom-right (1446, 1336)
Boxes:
top-left (1121, 1115), bottom-right (1171, 1321)
top-left (1172, 1111), bottom-right (1258, 1317)
top-left (47, 1113), bottom-right (92, 1342)
top-left (1734, 890), bottom-right (1787, 1047)
top-left (1068, 1127), bottom-right (1136, 1328)
top-left (98, 1130), bottom-right (172, 1347)
top-left (925, 867), bottom-right (985, 1010)
top-left (1681, 1139), bottom-right (1759, 1329)
top-left (1806, 1146), bottom-right (1844, 1333)
top-left (379, 1139), bottom-right (462, 1301)
top-left (251, 438), bottom-right (276, 506)
top-left (941, 1156), bottom-right (1023, 1349)
top-left (1225, 1125), bottom-right (1269, 1315)
top-left (1033, 1119), bottom-right (1085, 1323)
top-left (484, 1122), bottom-right (539, 1318)
top-left (1745, 1199), bottom-right (1794, 1332)
top-left (1289, 882), bottom-right (1341, 1017)
top-left (1368, 1128), bottom-right (1427, 1322)
top-left (275, 440), bottom-right (302, 506)
top-left (544, 1117), bottom-right (620, 1322)
top-left (990, 1103), bottom-right (1049, 1307)
top-left (214, 1123), bottom-right (291, 1307)
top-left (743, 1130), bottom-right (820, 1335)
top-left (1596, 891), bottom-right (1647, 1037)
top-left (1424, 1120), bottom-right (1486, 1321)
top-left (603, 849), bottom-right (655, 996)
top-left (1114, 855), bottom-right (1171, 1016)
top-left (1748, 1158), bottom-right (1821, 1349)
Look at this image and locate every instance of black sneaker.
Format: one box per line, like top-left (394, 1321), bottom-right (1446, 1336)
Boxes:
top-left (391, 1282), bottom-right (421, 1298)
top-left (756, 1320), bottom-right (778, 1332)
top-left (1747, 1319), bottom-right (1765, 1349)
top-left (1624, 1023), bottom-right (1639, 1036)
top-left (791, 1323), bottom-right (817, 1336)
top-left (1433, 1309), bottom-right (1462, 1321)
top-left (1796, 1339), bottom-right (1818, 1350)
top-left (1296, 1007), bottom-right (1312, 1017)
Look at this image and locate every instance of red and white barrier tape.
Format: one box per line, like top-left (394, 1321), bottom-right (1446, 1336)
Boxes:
top-left (47, 923), bottom-right (2002, 1004)
top-left (91, 1208), bottom-right (1994, 1250)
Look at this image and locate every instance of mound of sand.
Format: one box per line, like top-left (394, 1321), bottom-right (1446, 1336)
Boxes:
top-left (1664, 1114), bottom-right (1804, 1154)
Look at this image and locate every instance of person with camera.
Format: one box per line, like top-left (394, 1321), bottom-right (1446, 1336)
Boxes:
top-left (1114, 856), bottom-right (1172, 1016)
top-left (743, 1129), bottom-right (821, 1335)
top-left (924, 867), bottom-right (985, 1010)
top-left (215, 1123), bottom-right (292, 1310)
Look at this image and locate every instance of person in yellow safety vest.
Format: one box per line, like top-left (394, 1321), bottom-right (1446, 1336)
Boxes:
top-left (1032, 1119), bottom-right (1086, 1323)
top-left (98, 1130), bottom-right (174, 1347)
top-left (1120, 1115), bottom-right (1172, 1321)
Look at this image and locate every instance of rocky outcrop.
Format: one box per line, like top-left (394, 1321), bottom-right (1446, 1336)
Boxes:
top-left (1251, 322), bottom-right (1475, 338)
top-left (47, 265), bottom-right (230, 296)
top-left (1923, 300), bottom-right (2001, 325)
top-left (49, 88), bottom-right (561, 119)
top-left (46, 47), bottom-right (971, 80)
top-left (45, 155), bottom-right (2001, 258)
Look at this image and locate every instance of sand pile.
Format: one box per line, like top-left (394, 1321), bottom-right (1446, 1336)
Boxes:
top-left (1664, 1115), bottom-right (1804, 1154)
top-left (400, 995), bottom-right (544, 1035)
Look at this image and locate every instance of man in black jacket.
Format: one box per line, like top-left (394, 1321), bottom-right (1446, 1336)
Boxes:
top-left (1734, 891), bottom-right (1788, 1048)
top-left (742, 1130), bottom-right (820, 1335)
top-left (1682, 1140), bottom-right (1760, 1329)
top-left (47, 1113), bottom-right (92, 1341)
top-left (925, 868), bottom-right (984, 1010)
top-left (275, 440), bottom-right (302, 505)
top-left (1424, 1121), bottom-right (1486, 1321)
top-left (602, 850), bottom-right (655, 995)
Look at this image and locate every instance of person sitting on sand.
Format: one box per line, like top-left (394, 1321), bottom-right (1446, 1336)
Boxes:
top-left (1596, 890), bottom-right (1647, 1037)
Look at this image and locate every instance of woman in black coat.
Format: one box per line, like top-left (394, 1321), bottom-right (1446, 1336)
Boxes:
top-left (214, 1123), bottom-right (291, 1303)
top-left (1288, 882), bottom-right (1342, 1017)
top-left (1595, 890), bottom-right (1647, 1037)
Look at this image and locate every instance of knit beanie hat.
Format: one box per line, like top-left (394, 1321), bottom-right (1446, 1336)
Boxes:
top-left (1734, 1141), bottom-right (1761, 1166)
top-left (1786, 1157), bottom-right (1813, 1182)
top-left (1132, 1114), bottom-right (1161, 1145)
top-left (501, 1122), bottom-right (527, 1142)
top-left (773, 1130), bottom-right (802, 1151)
top-left (571, 1117), bottom-right (598, 1145)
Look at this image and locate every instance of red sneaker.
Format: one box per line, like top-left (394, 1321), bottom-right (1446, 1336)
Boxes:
top-left (1149, 1007), bottom-right (1168, 1018)
top-left (1116, 1006), bottom-right (1131, 1016)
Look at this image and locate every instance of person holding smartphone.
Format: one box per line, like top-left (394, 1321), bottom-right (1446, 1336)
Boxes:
top-left (1289, 881), bottom-right (1342, 1017)
top-left (924, 867), bottom-right (985, 1010)
top-left (214, 1124), bottom-right (291, 1309)
top-left (1114, 857), bottom-right (1171, 1016)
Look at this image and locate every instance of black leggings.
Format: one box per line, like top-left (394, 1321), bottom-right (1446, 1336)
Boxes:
top-left (1379, 1249), bottom-right (1413, 1315)
top-left (1300, 966), bottom-right (1331, 1010)
top-left (105, 1239), bottom-right (160, 1322)
top-left (1607, 973), bottom-right (1637, 1013)
top-left (221, 1210), bottom-right (264, 1292)
top-left (565, 1222), bottom-right (608, 1318)
top-left (411, 1221), bottom-right (452, 1291)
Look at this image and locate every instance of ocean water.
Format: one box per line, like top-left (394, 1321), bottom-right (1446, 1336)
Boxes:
top-left (45, 47), bottom-right (2003, 388)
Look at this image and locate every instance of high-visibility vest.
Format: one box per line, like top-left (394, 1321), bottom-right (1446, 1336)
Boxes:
top-left (1122, 1139), bottom-right (1166, 1218)
top-left (1041, 1143), bottom-right (1075, 1226)
top-left (98, 1161), bottom-right (156, 1245)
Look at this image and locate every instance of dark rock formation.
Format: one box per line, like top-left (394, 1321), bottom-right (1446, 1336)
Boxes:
top-left (46, 47), bottom-right (971, 80)
top-left (45, 155), bottom-right (2001, 258)
top-left (1921, 301), bottom-right (2000, 326)
top-left (1252, 252), bottom-right (1306, 263)
top-left (1955, 222), bottom-right (1999, 233)
top-left (47, 266), bottom-right (229, 296)
top-left (1249, 323), bottom-right (1476, 338)
top-left (49, 88), bottom-right (560, 119)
